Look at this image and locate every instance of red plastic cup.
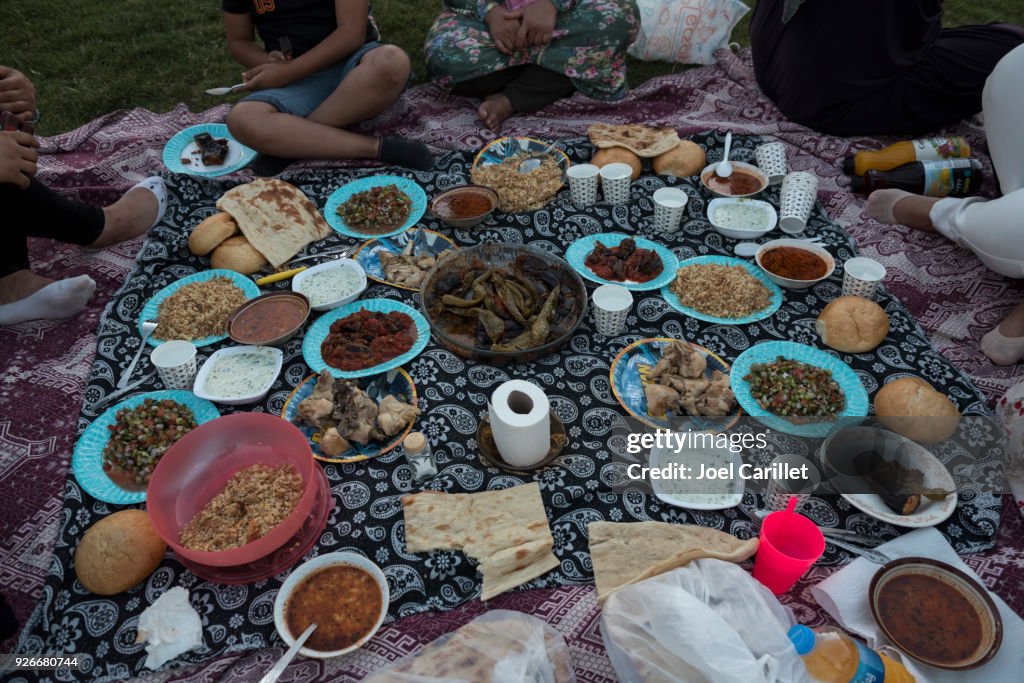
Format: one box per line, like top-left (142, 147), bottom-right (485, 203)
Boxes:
top-left (753, 496), bottom-right (825, 594)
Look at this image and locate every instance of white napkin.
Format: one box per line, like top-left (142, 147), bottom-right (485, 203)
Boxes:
top-left (811, 528), bottom-right (1023, 682)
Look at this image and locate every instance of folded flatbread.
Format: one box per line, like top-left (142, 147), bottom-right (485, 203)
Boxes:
top-left (588, 521), bottom-right (758, 603)
top-left (216, 179), bottom-right (331, 267)
top-left (588, 123), bottom-right (681, 158)
top-left (402, 483), bottom-right (558, 600)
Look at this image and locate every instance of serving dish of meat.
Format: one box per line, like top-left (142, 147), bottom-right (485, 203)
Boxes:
top-left (354, 229), bottom-right (455, 292)
top-left (285, 370), bottom-right (420, 463)
top-left (610, 338), bottom-right (739, 430)
top-left (420, 244), bottom-right (586, 363)
top-left (193, 132), bottom-right (230, 166)
top-left (565, 233), bottom-right (678, 291)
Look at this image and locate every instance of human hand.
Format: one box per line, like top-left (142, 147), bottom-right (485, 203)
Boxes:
top-left (485, 6), bottom-right (523, 55)
top-left (0, 131), bottom-right (39, 189)
top-left (516, 0), bottom-right (557, 49)
top-left (267, 50), bottom-right (293, 64)
top-left (0, 66), bottom-right (37, 121)
top-left (238, 62), bottom-right (296, 91)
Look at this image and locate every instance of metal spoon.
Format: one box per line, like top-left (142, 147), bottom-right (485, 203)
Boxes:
top-left (205, 83), bottom-right (245, 96)
top-left (715, 132), bottom-right (734, 178)
top-left (518, 141), bottom-right (559, 174)
top-left (117, 321), bottom-right (158, 389)
top-left (824, 536), bottom-right (892, 565)
top-left (258, 623), bottom-right (316, 683)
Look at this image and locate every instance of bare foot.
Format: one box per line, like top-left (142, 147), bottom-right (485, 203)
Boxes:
top-left (0, 269), bottom-right (55, 304)
top-left (478, 94), bottom-right (515, 134)
top-left (90, 186), bottom-right (159, 248)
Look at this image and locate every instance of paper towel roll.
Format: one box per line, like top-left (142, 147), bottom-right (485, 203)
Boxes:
top-left (488, 380), bottom-right (551, 467)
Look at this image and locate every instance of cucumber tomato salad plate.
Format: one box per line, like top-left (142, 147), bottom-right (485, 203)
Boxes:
top-left (730, 341), bottom-right (869, 438)
top-left (323, 175), bottom-right (427, 239)
top-left (72, 390), bottom-right (220, 505)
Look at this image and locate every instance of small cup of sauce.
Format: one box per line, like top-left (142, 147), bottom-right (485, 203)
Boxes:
top-left (430, 185), bottom-right (498, 228)
top-left (227, 291), bottom-right (310, 347)
top-left (700, 161), bottom-right (768, 198)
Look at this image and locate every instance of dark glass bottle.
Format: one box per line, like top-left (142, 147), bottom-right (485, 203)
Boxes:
top-left (849, 159), bottom-right (983, 197)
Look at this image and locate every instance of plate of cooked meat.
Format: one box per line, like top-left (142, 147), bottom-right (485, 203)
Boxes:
top-left (282, 370), bottom-right (420, 463)
top-left (162, 124), bottom-right (257, 177)
top-left (324, 175), bottom-right (427, 239)
top-left (611, 338), bottom-right (740, 430)
top-left (565, 233), bottom-right (678, 291)
top-left (354, 228), bottom-right (455, 291)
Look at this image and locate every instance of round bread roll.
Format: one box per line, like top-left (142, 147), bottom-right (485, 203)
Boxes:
top-left (210, 235), bottom-right (268, 275)
top-left (74, 510), bottom-right (166, 595)
top-left (875, 377), bottom-right (960, 444)
top-left (653, 140), bottom-right (706, 177)
top-left (592, 147), bottom-right (642, 181)
top-left (815, 296), bottom-right (890, 353)
top-left (188, 212), bottom-right (239, 256)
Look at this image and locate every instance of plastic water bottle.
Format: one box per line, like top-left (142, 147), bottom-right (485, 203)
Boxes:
top-left (842, 136), bottom-right (970, 175)
top-left (788, 625), bottom-right (915, 683)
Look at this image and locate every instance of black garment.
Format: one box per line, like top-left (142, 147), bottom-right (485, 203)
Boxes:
top-left (0, 180), bottom-right (105, 278)
top-left (750, 0), bottom-right (1024, 136)
top-left (451, 65), bottom-right (575, 114)
top-left (0, 593), bottom-right (16, 642)
top-left (221, 0), bottom-right (379, 57)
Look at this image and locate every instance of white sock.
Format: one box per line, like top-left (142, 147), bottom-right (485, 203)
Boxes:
top-left (981, 324), bottom-right (1024, 366)
top-left (865, 189), bottom-right (914, 224)
top-left (0, 275), bottom-right (97, 326)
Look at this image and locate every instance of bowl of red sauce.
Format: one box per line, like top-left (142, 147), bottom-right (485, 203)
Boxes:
top-left (755, 239), bottom-right (835, 290)
top-left (700, 161), bottom-right (769, 198)
top-left (227, 291), bottom-right (310, 346)
top-left (430, 185), bottom-right (498, 229)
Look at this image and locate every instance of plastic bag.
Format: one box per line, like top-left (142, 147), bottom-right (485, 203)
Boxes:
top-left (364, 609), bottom-right (575, 682)
top-left (628, 0), bottom-right (749, 65)
top-left (602, 559), bottom-right (811, 683)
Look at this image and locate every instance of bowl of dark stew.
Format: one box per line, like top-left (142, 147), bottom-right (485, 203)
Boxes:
top-left (274, 551), bottom-right (389, 658)
top-left (755, 238), bottom-right (835, 290)
top-left (700, 161), bottom-right (769, 198)
top-left (430, 185), bottom-right (499, 229)
top-left (227, 291), bottom-right (310, 346)
top-left (869, 557), bottom-right (1002, 670)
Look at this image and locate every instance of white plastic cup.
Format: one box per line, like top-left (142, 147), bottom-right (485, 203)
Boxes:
top-left (592, 284), bottom-right (633, 336)
top-left (842, 257), bottom-right (887, 299)
top-left (764, 454), bottom-right (822, 512)
top-left (755, 142), bottom-right (788, 185)
top-left (779, 171), bottom-right (818, 234)
top-left (652, 187), bottom-right (688, 233)
top-left (151, 340), bottom-right (198, 390)
top-left (599, 163), bottom-right (633, 205)
top-left (567, 163), bottom-right (600, 208)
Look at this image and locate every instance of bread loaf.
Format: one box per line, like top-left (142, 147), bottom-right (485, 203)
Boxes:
top-left (210, 235), bottom-right (269, 275)
top-left (592, 147), bottom-right (642, 181)
top-left (74, 510), bottom-right (166, 595)
top-left (874, 377), bottom-right (960, 443)
top-left (815, 296), bottom-right (890, 353)
top-left (188, 212), bottom-right (239, 256)
top-left (653, 140), bottom-right (706, 177)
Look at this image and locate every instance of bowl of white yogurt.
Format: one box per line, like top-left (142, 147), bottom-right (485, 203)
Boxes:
top-left (648, 439), bottom-right (745, 510)
top-left (192, 345), bottom-right (283, 405)
top-left (707, 198), bottom-right (777, 240)
top-left (292, 258), bottom-right (367, 312)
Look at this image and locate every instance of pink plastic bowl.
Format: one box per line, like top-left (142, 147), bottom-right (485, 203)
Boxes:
top-left (147, 413), bottom-right (317, 567)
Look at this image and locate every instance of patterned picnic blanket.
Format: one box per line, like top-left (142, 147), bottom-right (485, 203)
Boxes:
top-left (2, 49), bottom-right (1022, 680)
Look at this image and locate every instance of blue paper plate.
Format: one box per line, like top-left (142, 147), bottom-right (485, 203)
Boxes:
top-left (354, 229), bottom-right (456, 292)
top-left (281, 370), bottom-right (418, 463)
top-left (565, 233), bottom-right (678, 291)
top-left (161, 123), bottom-right (256, 177)
top-left (730, 341), bottom-right (869, 437)
top-left (302, 298), bottom-right (430, 379)
top-left (471, 136), bottom-right (571, 176)
top-left (72, 390), bottom-right (220, 504)
top-left (660, 255), bottom-right (783, 324)
top-left (610, 337), bottom-right (740, 430)
top-left (141, 269), bottom-right (260, 347)
top-left (323, 175), bottom-right (427, 239)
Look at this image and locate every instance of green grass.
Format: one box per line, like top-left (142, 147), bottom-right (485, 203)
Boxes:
top-left (5, 0), bottom-right (1022, 134)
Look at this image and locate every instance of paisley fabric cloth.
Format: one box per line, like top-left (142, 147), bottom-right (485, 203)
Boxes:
top-left (11, 133), bottom-right (1005, 681)
top-left (425, 0), bottom-right (640, 101)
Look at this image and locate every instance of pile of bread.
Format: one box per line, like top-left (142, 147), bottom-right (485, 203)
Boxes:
top-left (188, 178), bottom-right (331, 275)
top-left (588, 124), bottom-right (706, 180)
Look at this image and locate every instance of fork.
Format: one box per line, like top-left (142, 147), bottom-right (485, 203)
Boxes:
top-left (278, 36), bottom-right (293, 59)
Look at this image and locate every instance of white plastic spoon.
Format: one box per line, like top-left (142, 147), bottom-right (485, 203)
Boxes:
top-left (716, 132), bottom-right (733, 178)
top-left (205, 83), bottom-right (245, 96)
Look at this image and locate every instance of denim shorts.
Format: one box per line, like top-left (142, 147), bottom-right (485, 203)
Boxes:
top-left (241, 41), bottom-right (383, 117)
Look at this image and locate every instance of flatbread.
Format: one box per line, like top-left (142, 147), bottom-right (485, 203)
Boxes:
top-left (216, 179), bottom-right (331, 267)
top-left (588, 521), bottom-right (758, 603)
top-left (402, 483), bottom-right (558, 600)
top-left (588, 123), bottom-right (681, 158)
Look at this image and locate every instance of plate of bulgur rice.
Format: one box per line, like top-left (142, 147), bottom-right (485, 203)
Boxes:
top-left (660, 255), bottom-right (783, 324)
top-left (140, 269), bottom-right (260, 347)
